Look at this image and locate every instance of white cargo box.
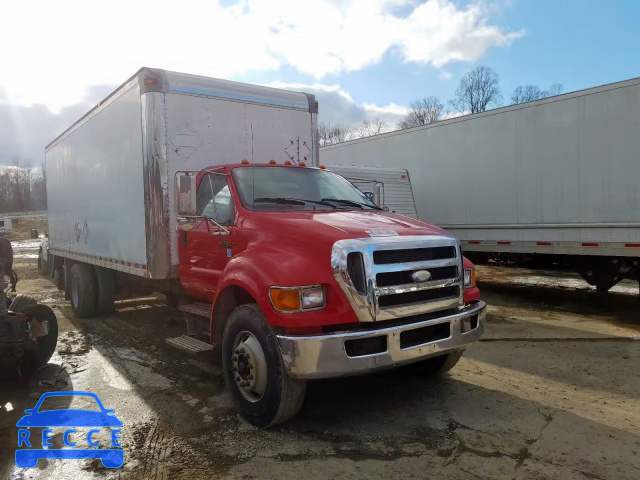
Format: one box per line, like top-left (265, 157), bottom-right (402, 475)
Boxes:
top-left (324, 164), bottom-right (417, 218)
top-left (46, 68), bottom-right (318, 279)
top-left (0, 217), bottom-right (12, 234)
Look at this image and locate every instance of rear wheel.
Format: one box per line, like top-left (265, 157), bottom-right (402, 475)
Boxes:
top-left (37, 248), bottom-right (49, 275)
top-left (95, 267), bottom-right (116, 315)
top-left (222, 304), bottom-right (306, 428)
top-left (403, 350), bottom-right (464, 376)
top-left (70, 263), bottom-right (97, 318)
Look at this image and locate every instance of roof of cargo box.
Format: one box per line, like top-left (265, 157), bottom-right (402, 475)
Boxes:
top-left (155, 69), bottom-right (313, 110)
top-left (47, 67), bottom-right (316, 150)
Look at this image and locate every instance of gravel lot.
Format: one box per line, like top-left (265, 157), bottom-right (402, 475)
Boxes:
top-left (1, 238), bottom-right (639, 479)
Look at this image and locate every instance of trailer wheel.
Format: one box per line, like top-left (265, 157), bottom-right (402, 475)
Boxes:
top-left (37, 248), bottom-right (49, 275)
top-left (31, 304), bottom-right (58, 368)
top-left (95, 267), bottom-right (116, 315)
top-left (70, 263), bottom-right (97, 318)
top-left (222, 304), bottom-right (306, 428)
top-left (403, 350), bottom-right (464, 376)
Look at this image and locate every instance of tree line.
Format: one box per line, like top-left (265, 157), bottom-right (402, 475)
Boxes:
top-left (0, 162), bottom-right (47, 213)
top-left (319, 65), bottom-right (563, 146)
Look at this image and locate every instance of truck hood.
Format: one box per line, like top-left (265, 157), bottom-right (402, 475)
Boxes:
top-left (248, 210), bottom-right (451, 244)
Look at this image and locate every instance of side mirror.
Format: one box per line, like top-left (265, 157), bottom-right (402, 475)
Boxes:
top-left (373, 182), bottom-right (384, 208)
top-left (176, 174), bottom-right (197, 216)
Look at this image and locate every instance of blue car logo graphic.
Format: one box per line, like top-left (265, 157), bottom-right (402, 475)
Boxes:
top-left (15, 391), bottom-right (124, 469)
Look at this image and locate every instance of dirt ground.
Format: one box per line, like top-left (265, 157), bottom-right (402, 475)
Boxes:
top-left (1, 238), bottom-right (639, 479)
top-left (2, 214), bottom-right (47, 241)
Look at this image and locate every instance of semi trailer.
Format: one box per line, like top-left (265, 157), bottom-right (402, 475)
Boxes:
top-left (41, 68), bottom-right (485, 427)
top-left (321, 77), bottom-right (640, 293)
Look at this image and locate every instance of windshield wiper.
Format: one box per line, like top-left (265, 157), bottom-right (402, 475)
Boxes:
top-left (321, 198), bottom-right (383, 210)
top-left (254, 197), bottom-right (338, 208)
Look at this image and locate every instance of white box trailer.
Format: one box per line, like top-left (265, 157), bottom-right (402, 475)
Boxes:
top-left (324, 165), bottom-right (418, 218)
top-left (44, 68), bottom-right (318, 284)
top-left (320, 77), bottom-right (640, 292)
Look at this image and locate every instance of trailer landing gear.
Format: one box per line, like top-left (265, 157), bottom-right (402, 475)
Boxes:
top-left (576, 258), bottom-right (637, 294)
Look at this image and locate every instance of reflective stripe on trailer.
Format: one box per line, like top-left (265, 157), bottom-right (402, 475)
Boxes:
top-left (48, 247), bottom-right (149, 278)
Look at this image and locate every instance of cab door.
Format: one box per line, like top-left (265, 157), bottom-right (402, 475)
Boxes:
top-left (178, 172), bottom-right (236, 300)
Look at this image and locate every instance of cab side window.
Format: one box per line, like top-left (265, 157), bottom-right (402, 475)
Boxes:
top-left (196, 174), bottom-right (236, 225)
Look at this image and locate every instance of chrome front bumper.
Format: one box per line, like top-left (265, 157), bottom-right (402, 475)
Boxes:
top-left (277, 300), bottom-right (486, 379)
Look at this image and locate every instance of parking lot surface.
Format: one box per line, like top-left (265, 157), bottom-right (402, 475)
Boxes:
top-left (1, 240), bottom-right (639, 479)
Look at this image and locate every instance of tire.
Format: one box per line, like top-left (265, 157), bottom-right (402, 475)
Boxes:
top-left (38, 249), bottom-right (49, 276)
top-left (403, 350), bottom-right (464, 376)
top-left (222, 304), bottom-right (307, 428)
top-left (95, 267), bottom-right (116, 315)
top-left (70, 263), bottom-right (97, 318)
top-left (31, 304), bottom-right (58, 368)
top-left (9, 294), bottom-right (38, 315)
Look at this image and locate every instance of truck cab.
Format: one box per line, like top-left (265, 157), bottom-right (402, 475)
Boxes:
top-left (174, 162), bottom-right (485, 427)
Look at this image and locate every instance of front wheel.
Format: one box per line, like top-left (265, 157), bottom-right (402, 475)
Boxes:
top-left (222, 304), bottom-right (306, 428)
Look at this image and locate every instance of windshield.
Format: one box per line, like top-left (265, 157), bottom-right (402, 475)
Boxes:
top-left (232, 166), bottom-right (379, 211)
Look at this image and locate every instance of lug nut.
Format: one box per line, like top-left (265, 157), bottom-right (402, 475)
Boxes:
top-left (235, 348), bottom-right (241, 354)
top-left (244, 353), bottom-right (250, 360)
top-left (233, 355), bottom-right (238, 361)
top-left (232, 366), bottom-right (237, 372)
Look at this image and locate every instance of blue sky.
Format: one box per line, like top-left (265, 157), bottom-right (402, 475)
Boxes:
top-left (1, 0), bottom-right (639, 166)
top-left (241, 0), bottom-right (640, 111)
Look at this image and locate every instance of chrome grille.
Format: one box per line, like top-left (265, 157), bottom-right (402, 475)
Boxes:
top-left (373, 246), bottom-right (456, 264)
top-left (331, 235), bottom-right (464, 323)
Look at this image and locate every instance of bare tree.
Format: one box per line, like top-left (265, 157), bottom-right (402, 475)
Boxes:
top-left (450, 66), bottom-right (502, 114)
top-left (397, 97), bottom-right (444, 129)
top-left (511, 83), bottom-right (564, 104)
top-left (0, 161), bottom-right (47, 213)
top-left (545, 83), bottom-right (563, 97)
top-left (354, 118), bottom-right (388, 138)
top-left (318, 122), bottom-right (352, 146)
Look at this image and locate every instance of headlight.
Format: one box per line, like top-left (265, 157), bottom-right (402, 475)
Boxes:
top-left (269, 285), bottom-right (326, 313)
top-left (464, 268), bottom-right (476, 288)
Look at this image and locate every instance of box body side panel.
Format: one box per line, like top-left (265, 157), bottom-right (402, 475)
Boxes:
top-left (46, 82), bottom-right (148, 270)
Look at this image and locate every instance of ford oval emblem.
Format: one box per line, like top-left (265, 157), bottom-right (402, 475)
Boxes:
top-left (411, 270), bottom-right (432, 282)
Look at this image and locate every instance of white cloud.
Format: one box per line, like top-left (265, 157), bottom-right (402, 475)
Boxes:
top-left (0, 0), bottom-right (521, 111)
top-left (438, 71), bottom-right (453, 80)
top-left (267, 82), bottom-right (408, 127)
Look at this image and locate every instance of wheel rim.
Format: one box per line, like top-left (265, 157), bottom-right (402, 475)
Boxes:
top-left (231, 331), bottom-right (268, 402)
top-left (71, 275), bottom-right (79, 308)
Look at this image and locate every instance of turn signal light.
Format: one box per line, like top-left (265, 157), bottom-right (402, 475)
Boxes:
top-left (464, 268), bottom-right (476, 288)
top-left (144, 78), bottom-right (158, 85)
top-left (269, 286), bottom-right (326, 313)
top-left (269, 288), bottom-right (300, 312)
